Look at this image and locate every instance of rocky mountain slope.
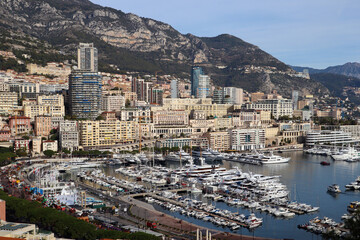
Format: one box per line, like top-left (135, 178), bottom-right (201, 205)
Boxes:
top-left (0, 0), bottom-right (328, 97)
top-left (292, 62), bottom-right (360, 79)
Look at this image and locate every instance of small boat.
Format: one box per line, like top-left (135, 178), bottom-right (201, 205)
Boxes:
top-left (320, 161), bottom-right (330, 166)
top-left (327, 184), bottom-right (341, 193)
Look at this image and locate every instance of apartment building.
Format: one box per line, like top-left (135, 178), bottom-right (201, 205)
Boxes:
top-left (59, 121), bottom-right (79, 151)
top-left (34, 116), bottom-right (52, 137)
top-left (23, 105), bottom-right (65, 121)
top-left (79, 120), bottom-right (138, 147)
top-left (101, 94), bottom-right (125, 112)
top-left (229, 128), bottom-right (265, 151)
top-left (43, 140), bottom-right (58, 152)
top-left (244, 99), bottom-right (293, 119)
top-left (0, 92), bottom-right (18, 115)
top-left (203, 131), bottom-right (230, 151)
top-left (152, 110), bottom-right (189, 126)
top-left (9, 116), bottom-right (32, 136)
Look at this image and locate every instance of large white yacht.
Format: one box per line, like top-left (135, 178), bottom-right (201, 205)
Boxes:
top-left (236, 151), bottom-right (290, 165)
top-left (192, 150), bottom-right (216, 161)
top-left (174, 158), bottom-right (226, 177)
top-left (165, 150), bottom-right (192, 162)
top-left (258, 152), bottom-right (290, 164)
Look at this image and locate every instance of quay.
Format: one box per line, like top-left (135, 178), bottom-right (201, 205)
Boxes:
top-left (77, 180), bottom-right (276, 239)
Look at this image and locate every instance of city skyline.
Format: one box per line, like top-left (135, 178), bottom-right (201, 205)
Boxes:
top-left (91, 0), bottom-right (360, 69)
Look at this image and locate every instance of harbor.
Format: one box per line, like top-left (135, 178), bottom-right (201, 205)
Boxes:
top-left (4, 149), bottom-right (360, 240)
top-left (100, 150), bottom-right (360, 239)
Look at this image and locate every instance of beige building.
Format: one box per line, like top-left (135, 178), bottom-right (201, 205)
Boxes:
top-left (101, 94), bottom-right (125, 112)
top-left (159, 98), bottom-right (232, 117)
top-left (35, 116), bottom-right (52, 137)
top-left (37, 94), bottom-right (64, 106)
top-left (152, 110), bottom-right (189, 126)
top-left (42, 140), bottom-right (58, 152)
top-left (214, 117), bottom-right (232, 130)
top-left (79, 120), bottom-right (138, 147)
top-left (204, 131), bottom-right (230, 151)
top-left (27, 62), bottom-right (71, 77)
top-left (32, 136), bottom-right (42, 154)
top-left (0, 92), bottom-right (18, 115)
top-left (251, 92), bottom-right (265, 102)
top-left (24, 104), bottom-right (65, 121)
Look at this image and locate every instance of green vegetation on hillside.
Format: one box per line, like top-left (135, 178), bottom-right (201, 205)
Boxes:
top-left (0, 56), bottom-right (27, 72)
top-left (0, 191), bottom-right (159, 240)
top-left (0, 147), bottom-right (16, 166)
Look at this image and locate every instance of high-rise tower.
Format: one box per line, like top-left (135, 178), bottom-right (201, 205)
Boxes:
top-left (77, 43), bottom-right (98, 72)
top-left (191, 66), bottom-right (203, 97)
top-left (69, 43), bottom-right (102, 120)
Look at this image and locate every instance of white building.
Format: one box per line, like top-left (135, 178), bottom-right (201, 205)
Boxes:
top-left (101, 94), bottom-right (125, 112)
top-left (197, 75), bottom-right (211, 98)
top-left (42, 140), bottom-right (58, 152)
top-left (59, 121), bottom-right (79, 151)
top-left (224, 87), bottom-right (243, 105)
top-left (306, 131), bottom-right (355, 146)
top-left (170, 80), bottom-right (178, 98)
top-left (245, 99), bottom-right (293, 119)
top-left (229, 128), bottom-right (265, 151)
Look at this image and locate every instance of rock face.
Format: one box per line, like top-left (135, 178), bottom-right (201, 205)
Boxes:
top-left (0, 0), bottom-right (329, 97)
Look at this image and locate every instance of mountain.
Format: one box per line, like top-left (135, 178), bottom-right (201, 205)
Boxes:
top-left (311, 73), bottom-right (360, 104)
top-left (0, 0), bottom-right (328, 97)
top-left (292, 62), bottom-right (360, 79)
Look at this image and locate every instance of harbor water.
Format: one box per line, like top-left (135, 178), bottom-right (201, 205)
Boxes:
top-left (101, 151), bottom-right (360, 240)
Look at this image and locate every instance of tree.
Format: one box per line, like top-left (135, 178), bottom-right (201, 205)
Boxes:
top-left (125, 99), bottom-right (131, 108)
top-left (96, 115), bottom-right (104, 121)
top-left (344, 209), bottom-right (360, 240)
top-left (16, 148), bottom-right (27, 157)
top-left (43, 150), bottom-right (55, 158)
top-left (62, 148), bottom-right (71, 154)
top-left (22, 135), bottom-right (30, 140)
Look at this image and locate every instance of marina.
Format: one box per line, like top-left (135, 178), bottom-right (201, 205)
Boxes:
top-left (98, 150), bottom-right (360, 239)
top-left (6, 150), bottom-right (360, 240)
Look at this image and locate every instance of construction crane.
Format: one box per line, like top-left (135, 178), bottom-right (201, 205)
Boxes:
top-left (134, 115), bottom-right (153, 153)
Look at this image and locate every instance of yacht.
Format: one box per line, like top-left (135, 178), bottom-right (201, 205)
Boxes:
top-left (192, 150), bottom-right (216, 161)
top-left (327, 184), bottom-right (341, 193)
top-left (258, 152), bottom-right (290, 164)
top-left (235, 151), bottom-right (290, 165)
top-left (165, 151), bottom-right (192, 162)
top-left (174, 158), bottom-right (226, 177)
top-left (331, 147), bottom-right (360, 161)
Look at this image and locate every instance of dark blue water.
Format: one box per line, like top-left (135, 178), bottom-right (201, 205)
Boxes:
top-left (155, 151), bottom-right (360, 240)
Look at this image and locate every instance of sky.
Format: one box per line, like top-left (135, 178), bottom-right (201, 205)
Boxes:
top-left (90, 0), bottom-right (360, 69)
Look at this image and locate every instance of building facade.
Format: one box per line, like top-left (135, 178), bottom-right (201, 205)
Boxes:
top-left (79, 120), bottom-right (138, 147)
top-left (34, 116), bottom-right (52, 137)
top-left (152, 110), bottom-right (189, 126)
top-left (69, 70), bottom-right (102, 120)
top-left (204, 131), bottom-right (230, 151)
top-left (77, 43), bottom-right (98, 72)
top-left (191, 66), bottom-right (203, 97)
top-left (59, 121), bottom-right (79, 151)
top-left (229, 128), bottom-right (265, 151)
top-left (101, 94), bottom-right (125, 112)
top-left (245, 99), bottom-right (293, 119)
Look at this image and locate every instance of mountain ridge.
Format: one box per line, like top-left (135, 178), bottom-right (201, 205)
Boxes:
top-left (292, 62), bottom-right (360, 79)
top-left (0, 0), bottom-right (328, 97)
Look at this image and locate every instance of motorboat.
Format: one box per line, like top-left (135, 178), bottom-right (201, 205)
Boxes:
top-left (327, 184), bottom-right (341, 193)
top-left (320, 161), bottom-right (330, 166)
